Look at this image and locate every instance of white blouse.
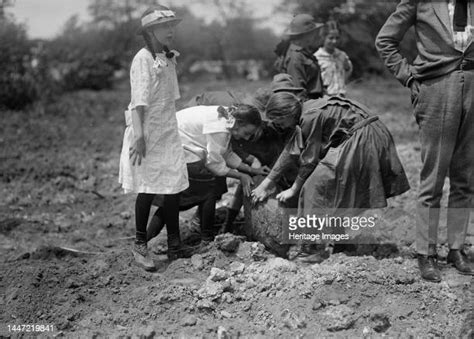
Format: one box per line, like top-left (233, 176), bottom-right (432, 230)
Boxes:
top-left (176, 106), bottom-right (242, 176)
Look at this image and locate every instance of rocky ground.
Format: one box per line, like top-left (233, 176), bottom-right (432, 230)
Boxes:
top-left (1, 78), bottom-right (473, 337)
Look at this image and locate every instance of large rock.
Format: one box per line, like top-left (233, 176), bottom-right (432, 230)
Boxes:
top-left (243, 182), bottom-right (291, 258)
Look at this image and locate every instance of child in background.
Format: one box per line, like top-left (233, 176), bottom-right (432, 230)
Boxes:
top-left (314, 21), bottom-right (353, 96)
top-left (118, 5), bottom-right (188, 271)
top-left (278, 14), bottom-right (325, 99)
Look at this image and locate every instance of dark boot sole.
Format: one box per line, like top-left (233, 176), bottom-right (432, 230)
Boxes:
top-left (448, 264), bottom-right (474, 275)
top-left (447, 260), bottom-right (474, 275)
top-left (420, 275), bottom-right (441, 283)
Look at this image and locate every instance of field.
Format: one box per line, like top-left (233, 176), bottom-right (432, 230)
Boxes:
top-left (1, 77), bottom-right (473, 337)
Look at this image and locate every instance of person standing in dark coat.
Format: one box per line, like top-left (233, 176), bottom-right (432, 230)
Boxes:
top-left (275, 14), bottom-right (325, 99)
top-left (376, 0), bottom-right (474, 282)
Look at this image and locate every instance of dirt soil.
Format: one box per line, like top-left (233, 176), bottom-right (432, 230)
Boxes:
top-left (1, 79), bottom-right (473, 337)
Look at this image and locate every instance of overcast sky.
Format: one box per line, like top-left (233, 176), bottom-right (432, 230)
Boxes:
top-left (8, 0), bottom-right (290, 39)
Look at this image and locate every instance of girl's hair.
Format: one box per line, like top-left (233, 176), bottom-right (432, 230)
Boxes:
top-left (142, 31), bottom-right (158, 60)
top-left (252, 88), bottom-right (272, 115)
top-left (232, 104), bottom-right (262, 127)
top-left (218, 104), bottom-right (262, 127)
top-left (265, 92), bottom-right (302, 121)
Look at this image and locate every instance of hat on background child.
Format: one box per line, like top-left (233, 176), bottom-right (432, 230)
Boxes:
top-left (137, 5), bottom-right (181, 35)
top-left (284, 14), bottom-right (324, 37)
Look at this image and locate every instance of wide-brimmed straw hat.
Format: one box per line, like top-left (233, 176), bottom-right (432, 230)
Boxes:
top-left (284, 14), bottom-right (324, 36)
top-left (271, 73), bottom-right (304, 93)
top-left (136, 5), bottom-right (181, 35)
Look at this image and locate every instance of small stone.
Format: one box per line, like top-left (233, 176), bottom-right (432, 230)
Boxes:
top-left (221, 279), bottom-right (233, 292)
top-left (205, 324), bottom-right (215, 333)
top-left (236, 242), bottom-right (268, 261)
top-left (263, 257), bottom-right (297, 273)
top-left (208, 267), bottom-right (229, 282)
top-left (136, 325), bottom-right (156, 339)
top-left (323, 275), bottom-right (335, 285)
top-left (191, 254), bottom-right (204, 270)
top-left (215, 234), bottom-right (243, 252)
top-left (202, 281), bottom-right (224, 300)
top-left (221, 292), bottom-right (234, 304)
top-left (394, 271), bottom-right (415, 285)
top-left (182, 315), bottom-right (197, 326)
top-left (322, 305), bottom-right (355, 332)
top-left (370, 312), bottom-right (391, 333)
top-left (229, 262), bottom-right (245, 275)
top-left (348, 298), bottom-right (361, 308)
top-left (221, 310), bottom-right (232, 318)
top-left (242, 303), bottom-right (251, 311)
top-left (196, 299), bottom-right (215, 310)
top-left (281, 309), bottom-right (307, 330)
top-left (217, 326), bottom-right (229, 339)
top-left (16, 252), bottom-right (30, 260)
top-left (120, 211), bottom-right (132, 220)
top-left (66, 279), bottom-right (81, 289)
top-left (217, 326), bottom-right (231, 339)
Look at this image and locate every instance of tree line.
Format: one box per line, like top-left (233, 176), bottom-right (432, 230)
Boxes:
top-left (1, 0), bottom-right (415, 110)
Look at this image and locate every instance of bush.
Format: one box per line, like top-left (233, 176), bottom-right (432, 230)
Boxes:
top-left (0, 17), bottom-right (38, 110)
top-left (60, 52), bottom-right (119, 91)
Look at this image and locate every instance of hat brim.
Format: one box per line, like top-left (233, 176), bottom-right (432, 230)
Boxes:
top-left (136, 17), bottom-right (182, 35)
top-left (273, 86), bottom-right (305, 93)
top-left (284, 23), bottom-right (324, 37)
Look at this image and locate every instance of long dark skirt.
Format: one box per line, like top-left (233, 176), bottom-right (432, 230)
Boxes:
top-left (153, 161), bottom-right (227, 210)
top-left (298, 119), bottom-right (410, 216)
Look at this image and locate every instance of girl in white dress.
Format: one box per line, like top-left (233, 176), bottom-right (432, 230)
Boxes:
top-left (314, 21), bottom-right (353, 97)
top-left (119, 5), bottom-right (188, 271)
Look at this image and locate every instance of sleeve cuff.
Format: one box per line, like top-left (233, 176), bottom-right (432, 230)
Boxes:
top-left (130, 102), bottom-right (148, 110)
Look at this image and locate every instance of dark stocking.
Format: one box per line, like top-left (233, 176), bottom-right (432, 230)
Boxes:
top-left (135, 193), bottom-right (155, 244)
top-left (199, 196), bottom-right (217, 242)
top-left (163, 194), bottom-right (181, 250)
top-left (146, 208), bottom-right (165, 241)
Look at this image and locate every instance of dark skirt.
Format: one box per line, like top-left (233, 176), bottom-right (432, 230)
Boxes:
top-left (298, 119), bottom-right (410, 216)
top-left (153, 161), bottom-right (228, 210)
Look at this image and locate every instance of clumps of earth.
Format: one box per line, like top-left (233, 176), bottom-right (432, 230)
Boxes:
top-left (2, 226), bottom-right (472, 337)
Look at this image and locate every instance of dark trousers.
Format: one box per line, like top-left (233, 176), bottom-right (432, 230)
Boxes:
top-left (151, 161), bottom-right (227, 242)
top-left (413, 70), bottom-right (474, 255)
top-left (180, 161), bottom-right (227, 242)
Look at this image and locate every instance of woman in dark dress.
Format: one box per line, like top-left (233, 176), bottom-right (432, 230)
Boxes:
top-left (252, 92), bottom-right (410, 257)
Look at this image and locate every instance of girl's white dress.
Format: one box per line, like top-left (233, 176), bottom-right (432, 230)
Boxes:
top-left (119, 48), bottom-right (188, 194)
